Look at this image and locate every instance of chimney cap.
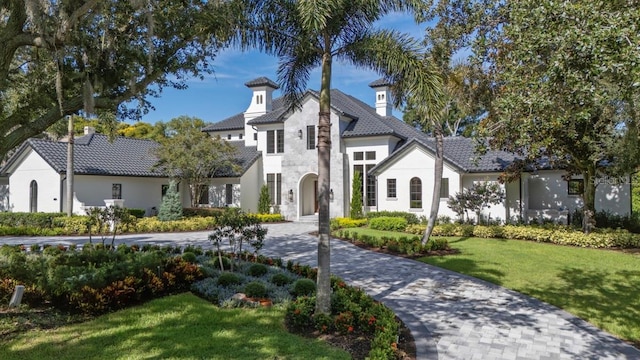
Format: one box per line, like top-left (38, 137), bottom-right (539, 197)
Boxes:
top-left (368, 78), bottom-right (392, 88)
top-left (244, 77), bottom-right (280, 89)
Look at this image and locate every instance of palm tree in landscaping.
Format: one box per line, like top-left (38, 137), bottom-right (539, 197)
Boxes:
top-left (236, 0), bottom-right (442, 314)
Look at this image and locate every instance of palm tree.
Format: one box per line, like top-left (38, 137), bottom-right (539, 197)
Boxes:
top-left (237, 0), bottom-right (442, 314)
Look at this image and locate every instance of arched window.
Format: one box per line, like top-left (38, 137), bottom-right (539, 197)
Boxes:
top-left (410, 177), bottom-right (421, 209)
top-left (29, 180), bottom-right (38, 213)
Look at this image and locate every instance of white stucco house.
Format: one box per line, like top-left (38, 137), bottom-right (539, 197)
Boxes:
top-left (201, 77), bottom-right (631, 223)
top-left (0, 76), bottom-right (631, 222)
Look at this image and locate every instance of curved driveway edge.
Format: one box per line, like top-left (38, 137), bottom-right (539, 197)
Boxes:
top-left (2, 222), bottom-right (639, 359)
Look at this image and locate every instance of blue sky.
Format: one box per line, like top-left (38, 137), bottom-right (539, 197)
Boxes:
top-left (139, 12), bottom-right (426, 125)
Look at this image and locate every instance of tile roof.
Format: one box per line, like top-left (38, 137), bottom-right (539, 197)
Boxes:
top-left (17, 134), bottom-right (165, 177)
top-left (202, 113), bottom-right (245, 131)
top-left (368, 78), bottom-right (392, 87)
top-left (3, 134), bottom-right (261, 178)
top-left (244, 77), bottom-right (280, 89)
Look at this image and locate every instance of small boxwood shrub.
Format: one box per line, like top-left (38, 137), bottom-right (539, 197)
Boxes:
top-left (369, 216), bottom-right (408, 232)
top-left (244, 281), bottom-right (267, 298)
top-left (271, 273), bottom-right (292, 286)
top-left (292, 278), bottom-right (316, 296)
top-left (217, 272), bottom-right (242, 287)
top-left (254, 213), bottom-right (285, 222)
top-left (128, 208), bottom-right (146, 218)
top-left (366, 210), bottom-right (419, 225)
top-left (248, 263), bottom-right (268, 277)
top-left (181, 252), bottom-right (197, 263)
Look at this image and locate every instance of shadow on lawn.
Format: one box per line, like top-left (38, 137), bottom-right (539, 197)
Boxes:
top-left (1, 294), bottom-right (342, 360)
top-left (523, 267), bottom-right (640, 348)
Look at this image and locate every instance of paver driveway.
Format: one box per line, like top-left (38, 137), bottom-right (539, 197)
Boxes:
top-left (2, 222), bottom-right (639, 359)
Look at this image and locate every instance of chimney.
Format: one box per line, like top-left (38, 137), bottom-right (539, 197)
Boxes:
top-left (369, 79), bottom-right (393, 117)
top-left (243, 77), bottom-right (279, 146)
top-left (84, 126), bottom-right (96, 135)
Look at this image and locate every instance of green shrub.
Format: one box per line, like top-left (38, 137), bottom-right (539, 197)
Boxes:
top-left (181, 252), bottom-right (197, 263)
top-left (285, 296), bottom-right (316, 329)
top-left (128, 208), bottom-right (146, 218)
top-left (158, 180), bottom-right (183, 221)
top-left (253, 213), bottom-right (285, 222)
top-left (244, 281), bottom-right (267, 298)
top-left (182, 207), bottom-right (224, 218)
top-left (217, 272), bottom-right (242, 287)
top-left (330, 217), bottom-right (367, 230)
top-left (369, 216), bottom-right (408, 232)
top-left (350, 171), bottom-right (364, 219)
top-left (292, 278), bottom-right (317, 296)
top-left (473, 225), bottom-right (504, 238)
top-left (425, 238), bottom-right (450, 251)
top-left (270, 273), bottom-right (292, 286)
top-left (0, 212), bottom-right (64, 228)
top-left (247, 263), bottom-right (268, 277)
top-left (366, 210), bottom-right (419, 225)
top-left (258, 184), bottom-right (271, 214)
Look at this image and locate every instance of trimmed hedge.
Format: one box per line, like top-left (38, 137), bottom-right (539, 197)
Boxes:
top-left (366, 211), bottom-right (419, 225)
top-left (0, 212), bottom-right (65, 228)
top-left (369, 216), bottom-right (408, 232)
top-left (330, 217), bottom-right (368, 230)
top-left (253, 213), bottom-right (285, 222)
top-left (406, 223), bottom-right (640, 249)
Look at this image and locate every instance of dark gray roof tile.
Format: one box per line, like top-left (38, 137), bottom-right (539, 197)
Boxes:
top-left (202, 113), bottom-right (245, 131)
top-left (368, 78), bottom-right (392, 87)
top-left (244, 77), bottom-right (279, 89)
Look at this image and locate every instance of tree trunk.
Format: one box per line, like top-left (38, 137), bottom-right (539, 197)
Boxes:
top-left (582, 166), bottom-right (597, 233)
top-left (316, 52), bottom-right (332, 315)
top-left (423, 127), bottom-right (444, 244)
top-left (66, 115), bottom-right (74, 216)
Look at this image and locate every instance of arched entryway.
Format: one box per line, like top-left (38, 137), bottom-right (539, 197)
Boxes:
top-left (298, 173), bottom-right (318, 217)
top-left (29, 180), bottom-right (38, 213)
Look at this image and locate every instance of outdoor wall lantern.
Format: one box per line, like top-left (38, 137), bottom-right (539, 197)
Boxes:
top-left (298, 129), bottom-right (303, 139)
top-left (329, 188), bottom-right (334, 201)
top-left (288, 189), bottom-right (294, 201)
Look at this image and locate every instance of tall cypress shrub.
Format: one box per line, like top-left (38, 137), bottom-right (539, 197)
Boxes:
top-left (258, 184), bottom-right (271, 214)
top-left (158, 180), bottom-right (183, 221)
top-left (350, 171), bottom-right (363, 219)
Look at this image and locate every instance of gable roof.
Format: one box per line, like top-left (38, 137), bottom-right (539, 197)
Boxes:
top-left (245, 77), bottom-right (280, 89)
top-left (202, 113), bottom-right (245, 132)
top-left (1, 134), bottom-right (165, 177)
top-left (2, 134), bottom-right (262, 178)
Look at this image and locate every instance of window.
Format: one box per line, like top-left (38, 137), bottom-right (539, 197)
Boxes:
top-left (112, 184), bottom-right (122, 199)
top-left (440, 178), bottom-right (449, 199)
top-left (366, 164), bottom-right (376, 206)
top-left (277, 129), bottom-right (284, 152)
top-left (568, 179), bottom-right (584, 195)
top-left (29, 180), bottom-right (38, 213)
top-left (227, 134), bottom-right (232, 140)
top-left (162, 183), bottom-right (178, 197)
top-left (387, 179), bottom-right (397, 198)
top-left (239, 133), bottom-right (243, 140)
top-left (267, 173), bottom-right (282, 205)
top-left (254, 133), bottom-right (258, 141)
top-left (256, 94), bottom-right (263, 104)
top-left (354, 152), bottom-right (364, 161)
top-left (225, 184), bottom-right (233, 205)
top-left (198, 185), bottom-right (209, 205)
top-left (410, 177), bottom-right (422, 208)
top-left (365, 151), bottom-right (376, 160)
top-left (267, 130), bottom-right (285, 154)
top-left (307, 125), bottom-right (316, 150)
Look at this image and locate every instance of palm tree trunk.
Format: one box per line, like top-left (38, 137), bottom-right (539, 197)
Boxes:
top-left (316, 52), bottom-right (332, 315)
top-left (423, 126), bottom-right (444, 244)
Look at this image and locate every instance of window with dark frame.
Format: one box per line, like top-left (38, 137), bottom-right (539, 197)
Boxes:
top-left (266, 130), bottom-right (275, 153)
top-left (225, 184), bottom-right (233, 205)
top-left (276, 129), bottom-right (284, 152)
top-left (239, 133), bottom-right (243, 139)
top-left (354, 152), bottom-right (364, 161)
top-left (307, 125), bottom-right (315, 150)
top-left (254, 133), bottom-right (258, 141)
top-left (227, 134), bottom-right (231, 140)
top-left (365, 151), bottom-right (376, 160)
top-left (387, 179), bottom-right (397, 198)
top-left (267, 173), bottom-right (282, 205)
top-left (440, 178), bottom-right (449, 199)
top-left (112, 184), bottom-right (122, 199)
top-left (410, 177), bottom-right (422, 208)
top-left (366, 164), bottom-right (376, 206)
top-left (198, 184), bottom-right (209, 205)
top-left (568, 179), bottom-right (584, 195)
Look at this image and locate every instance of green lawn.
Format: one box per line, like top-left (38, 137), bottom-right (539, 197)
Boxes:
top-left (342, 227), bottom-right (640, 346)
top-left (0, 293), bottom-right (350, 360)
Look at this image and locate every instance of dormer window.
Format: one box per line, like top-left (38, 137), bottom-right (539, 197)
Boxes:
top-left (256, 94), bottom-right (263, 104)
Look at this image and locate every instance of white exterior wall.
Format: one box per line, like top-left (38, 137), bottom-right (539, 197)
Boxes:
top-left (208, 131), bottom-right (245, 142)
top-left (72, 175), bottom-right (187, 212)
top-left (523, 170), bottom-right (631, 222)
top-left (375, 145), bottom-right (461, 220)
top-left (9, 149), bottom-right (62, 213)
top-left (461, 174), bottom-right (508, 223)
top-left (206, 178), bottom-right (241, 208)
top-left (277, 97), bottom-right (346, 220)
top-left (240, 159), bottom-right (262, 213)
